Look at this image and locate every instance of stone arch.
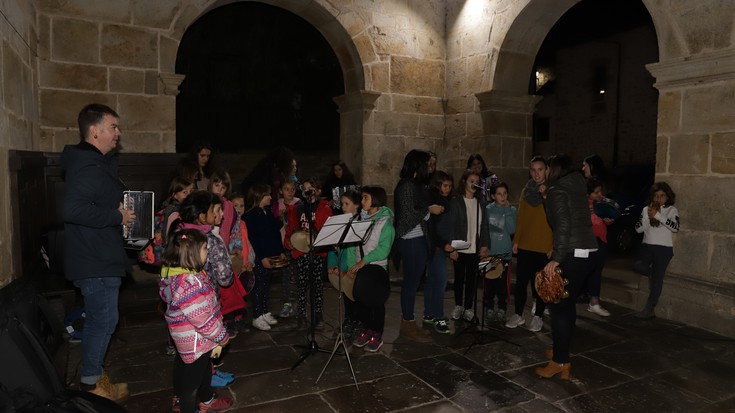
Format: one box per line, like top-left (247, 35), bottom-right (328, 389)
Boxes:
top-left (479, 0), bottom-right (660, 179)
top-left (164, 0), bottom-right (378, 178)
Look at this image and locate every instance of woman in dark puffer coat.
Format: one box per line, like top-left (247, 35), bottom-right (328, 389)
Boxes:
top-left (536, 154), bottom-right (598, 380)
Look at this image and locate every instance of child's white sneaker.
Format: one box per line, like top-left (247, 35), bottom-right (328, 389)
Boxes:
top-left (252, 315), bottom-right (271, 331)
top-left (451, 305), bottom-right (464, 320)
top-left (263, 312), bottom-right (278, 326)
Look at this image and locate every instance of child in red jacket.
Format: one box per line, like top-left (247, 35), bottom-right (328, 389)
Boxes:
top-left (284, 177), bottom-right (333, 329)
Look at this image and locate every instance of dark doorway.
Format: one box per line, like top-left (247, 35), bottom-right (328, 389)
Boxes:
top-left (175, 2), bottom-right (345, 155)
top-left (531, 0), bottom-right (658, 168)
top-left (531, 0), bottom-right (658, 254)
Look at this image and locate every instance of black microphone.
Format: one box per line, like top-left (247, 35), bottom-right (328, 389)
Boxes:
top-left (302, 189), bottom-right (315, 198)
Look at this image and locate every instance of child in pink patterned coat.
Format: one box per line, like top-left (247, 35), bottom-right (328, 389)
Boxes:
top-left (159, 228), bottom-right (232, 413)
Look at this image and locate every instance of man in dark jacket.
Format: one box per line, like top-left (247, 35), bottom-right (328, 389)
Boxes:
top-left (61, 103), bottom-right (135, 402)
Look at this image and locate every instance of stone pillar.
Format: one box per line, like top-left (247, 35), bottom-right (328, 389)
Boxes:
top-left (475, 90), bottom-right (542, 194)
top-left (646, 49), bottom-right (735, 336)
top-left (333, 90), bottom-right (381, 183)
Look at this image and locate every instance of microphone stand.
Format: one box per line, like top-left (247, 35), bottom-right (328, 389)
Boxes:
top-left (455, 187), bottom-right (519, 354)
top-left (291, 194), bottom-right (331, 370)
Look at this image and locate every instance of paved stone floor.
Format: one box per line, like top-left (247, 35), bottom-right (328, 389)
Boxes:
top-left (66, 269), bottom-right (735, 413)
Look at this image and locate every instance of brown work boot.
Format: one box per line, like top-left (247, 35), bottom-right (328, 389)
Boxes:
top-left (88, 371), bottom-right (129, 402)
top-left (399, 319), bottom-right (431, 343)
top-left (535, 361), bottom-right (571, 380)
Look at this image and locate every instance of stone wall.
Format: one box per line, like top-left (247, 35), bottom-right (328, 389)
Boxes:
top-left (36, 0), bottom-right (178, 152)
top-left (344, 0), bottom-right (448, 187)
top-left (1, 0), bottom-right (39, 287)
top-left (647, 48), bottom-right (735, 335)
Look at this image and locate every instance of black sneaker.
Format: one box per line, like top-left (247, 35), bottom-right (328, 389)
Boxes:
top-left (433, 318), bottom-right (451, 334)
top-left (422, 315), bottom-right (435, 326)
top-left (233, 318), bottom-right (250, 333)
top-left (225, 324), bottom-right (238, 340)
top-left (365, 332), bottom-right (383, 352)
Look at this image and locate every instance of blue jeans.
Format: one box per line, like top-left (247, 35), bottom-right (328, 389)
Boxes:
top-left (73, 277), bottom-right (122, 385)
top-left (398, 236), bottom-right (428, 320)
top-left (424, 250), bottom-right (448, 319)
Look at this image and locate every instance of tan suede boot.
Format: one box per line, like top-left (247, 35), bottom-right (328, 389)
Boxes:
top-left (535, 361), bottom-right (571, 380)
top-left (88, 371), bottom-right (129, 402)
top-left (399, 319), bottom-right (432, 342)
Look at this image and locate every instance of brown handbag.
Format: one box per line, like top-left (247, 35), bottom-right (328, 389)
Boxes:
top-left (534, 266), bottom-right (570, 304)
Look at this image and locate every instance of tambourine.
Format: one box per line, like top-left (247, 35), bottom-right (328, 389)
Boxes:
top-left (289, 229), bottom-right (311, 253)
top-left (479, 257), bottom-right (504, 279)
top-left (534, 267), bottom-right (570, 304)
top-left (594, 197), bottom-right (620, 221)
top-left (268, 256), bottom-right (290, 269)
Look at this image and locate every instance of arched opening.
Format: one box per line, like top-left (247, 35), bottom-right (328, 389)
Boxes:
top-left (531, 0), bottom-right (658, 177)
top-left (483, 0), bottom-right (658, 254)
top-left (530, 0), bottom-right (658, 253)
top-left (175, 2), bottom-right (345, 178)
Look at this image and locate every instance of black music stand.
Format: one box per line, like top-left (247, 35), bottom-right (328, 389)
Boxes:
top-left (312, 213), bottom-right (374, 388)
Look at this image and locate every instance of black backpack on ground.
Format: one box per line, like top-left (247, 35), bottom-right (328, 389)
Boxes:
top-left (0, 280), bottom-right (125, 412)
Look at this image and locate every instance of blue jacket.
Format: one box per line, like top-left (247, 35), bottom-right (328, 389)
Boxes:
top-left (486, 202), bottom-right (517, 260)
top-left (60, 142), bottom-right (128, 280)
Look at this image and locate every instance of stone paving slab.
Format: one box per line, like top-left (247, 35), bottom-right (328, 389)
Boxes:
top-left (57, 267), bottom-right (735, 413)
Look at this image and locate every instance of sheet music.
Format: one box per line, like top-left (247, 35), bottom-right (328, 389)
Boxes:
top-left (451, 240), bottom-right (471, 250)
top-left (313, 213), bottom-right (374, 247)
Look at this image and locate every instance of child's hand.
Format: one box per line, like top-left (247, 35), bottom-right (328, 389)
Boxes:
top-left (211, 345), bottom-right (223, 358)
top-left (347, 260), bottom-right (365, 276)
top-left (262, 257), bottom-right (273, 269)
top-left (479, 247), bottom-right (490, 258)
top-left (429, 204), bottom-right (445, 215)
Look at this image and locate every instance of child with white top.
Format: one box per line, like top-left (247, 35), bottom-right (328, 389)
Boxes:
top-left (633, 182), bottom-right (679, 319)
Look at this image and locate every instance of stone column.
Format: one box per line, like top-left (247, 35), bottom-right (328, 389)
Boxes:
top-left (333, 90), bottom-right (381, 183)
top-left (646, 49), bottom-right (735, 336)
top-left (475, 90), bottom-right (542, 193)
